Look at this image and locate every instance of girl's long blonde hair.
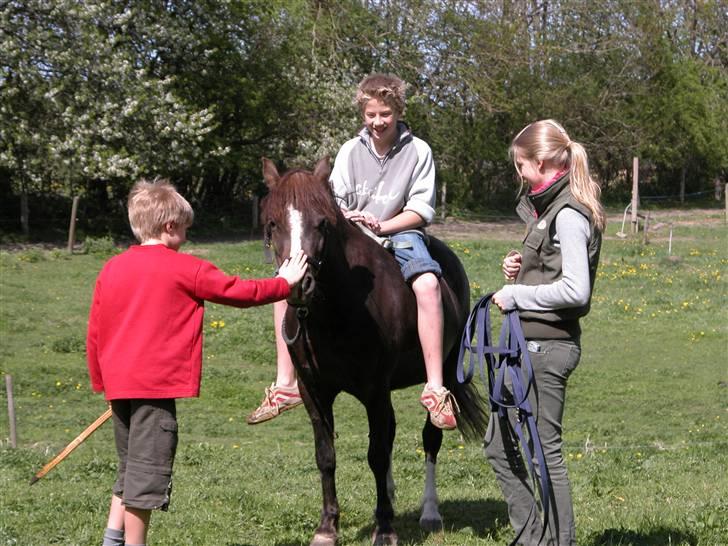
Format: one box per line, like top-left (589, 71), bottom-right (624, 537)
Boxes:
top-left (509, 119), bottom-right (606, 231)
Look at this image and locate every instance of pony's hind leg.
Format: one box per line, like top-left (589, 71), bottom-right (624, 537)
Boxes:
top-left (365, 393), bottom-right (398, 545)
top-left (419, 418), bottom-right (444, 532)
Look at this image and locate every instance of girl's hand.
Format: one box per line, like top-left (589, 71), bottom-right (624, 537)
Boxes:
top-left (492, 290), bottom-right (507, 312)
top-left (503, 250), bottom-right (522, 281)
top-left (277, 250), bottom-right (308, 287)
top-left (492, 287), bottom-right (516, 312)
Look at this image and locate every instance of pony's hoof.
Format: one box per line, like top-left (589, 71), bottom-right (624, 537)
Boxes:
top-left (310, 532), bottom-right (336, 546)
top-left (419, 515), bottom-right (443, 532)
top-left (372, 528), bottom-right (398, 546)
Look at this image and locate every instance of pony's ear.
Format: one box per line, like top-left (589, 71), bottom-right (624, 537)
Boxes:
top-left (313, 156), bottom-right (331, 183)
top-left (262, 157), bottom-right (280, 188)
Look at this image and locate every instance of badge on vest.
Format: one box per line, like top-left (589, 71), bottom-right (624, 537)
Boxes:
top-left (537, 220), bottom-right (547, 230)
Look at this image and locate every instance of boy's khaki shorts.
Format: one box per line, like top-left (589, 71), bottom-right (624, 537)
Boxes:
top-left (111, 399), bottom-right (178, 511)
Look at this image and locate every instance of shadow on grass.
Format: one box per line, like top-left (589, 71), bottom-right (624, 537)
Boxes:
top-left (353, 497), bottom-right (509, 544)
top-left (586, 527), bottom-right (698, 546)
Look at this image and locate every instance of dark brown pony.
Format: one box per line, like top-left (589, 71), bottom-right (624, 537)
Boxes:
top-left (261, 157), bottom-right (487, 546)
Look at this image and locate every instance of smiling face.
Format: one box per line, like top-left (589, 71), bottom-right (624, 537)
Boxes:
top-left (362, 98), bottom-right (400, 154)
top-left (513, 149), bottom-right (551, 189)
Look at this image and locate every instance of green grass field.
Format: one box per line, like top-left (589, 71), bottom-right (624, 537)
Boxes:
top-left (1, 213), bottom-right (726, 546)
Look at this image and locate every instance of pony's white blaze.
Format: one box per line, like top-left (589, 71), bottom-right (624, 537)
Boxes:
top-left (288, 204), bottom-right (303, 256)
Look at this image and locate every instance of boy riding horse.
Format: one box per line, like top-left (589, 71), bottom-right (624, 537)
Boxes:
top-left (247, 73), bottom-right (458, 430)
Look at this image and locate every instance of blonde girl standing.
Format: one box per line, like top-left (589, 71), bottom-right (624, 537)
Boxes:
top-left (489, 120), bottom-right (605, 545)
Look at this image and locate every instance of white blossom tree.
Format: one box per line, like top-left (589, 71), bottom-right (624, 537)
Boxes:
top-left (0, 0), bottom-right (219, 234)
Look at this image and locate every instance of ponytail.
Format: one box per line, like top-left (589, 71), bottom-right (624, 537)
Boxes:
top-left (567, 141), bottom-right (606, 232)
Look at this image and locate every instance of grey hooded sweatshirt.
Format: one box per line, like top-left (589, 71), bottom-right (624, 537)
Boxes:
top-left (330, 122), bottom-right (436, 225)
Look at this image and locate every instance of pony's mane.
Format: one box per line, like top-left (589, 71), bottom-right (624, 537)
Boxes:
top-left (265, 169), bottom-right (340, 223)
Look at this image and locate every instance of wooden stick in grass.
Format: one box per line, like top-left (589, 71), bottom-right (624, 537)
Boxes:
top-left (29, 407), bottom-right (112, 485)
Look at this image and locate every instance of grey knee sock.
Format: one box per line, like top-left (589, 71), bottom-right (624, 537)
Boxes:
top-left (101, 527), bottom-right (124, 546)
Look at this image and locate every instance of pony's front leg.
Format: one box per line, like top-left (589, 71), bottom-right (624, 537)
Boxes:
top-left (298, 382), bottom-right (339, 546)
top-left (419, 419), bottom-right (444, 532)
top-left (365, 393), bottom-right (398, 546)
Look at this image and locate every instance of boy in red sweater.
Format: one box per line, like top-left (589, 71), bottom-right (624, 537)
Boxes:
top-left (87, 178), bottom-right (307, 546)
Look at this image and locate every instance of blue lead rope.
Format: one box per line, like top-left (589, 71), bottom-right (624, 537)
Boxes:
top-left (457, 293), bottom-right (551, 545)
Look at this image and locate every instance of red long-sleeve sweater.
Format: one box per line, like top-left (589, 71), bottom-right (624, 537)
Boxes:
top-left (86, 244), bottom-right (289, 400)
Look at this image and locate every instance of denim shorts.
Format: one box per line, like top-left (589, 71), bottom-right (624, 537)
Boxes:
top-left (390, 231), bottom-right (442, 282)
top-left (111, 399), bottom-right (178, 511)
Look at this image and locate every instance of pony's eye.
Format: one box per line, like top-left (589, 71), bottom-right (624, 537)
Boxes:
top-left (317, 219), bottom-right (328, 232)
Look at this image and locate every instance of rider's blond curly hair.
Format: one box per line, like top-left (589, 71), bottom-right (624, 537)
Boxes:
top-left (354, 73), bottom-right (407, 116)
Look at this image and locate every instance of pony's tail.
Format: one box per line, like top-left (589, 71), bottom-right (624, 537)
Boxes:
top-left (446, 357), bottom-right (489, 441)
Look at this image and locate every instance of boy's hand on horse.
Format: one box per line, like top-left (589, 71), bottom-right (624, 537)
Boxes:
top-left (343, 209), bottom-right (381, 234)
top-left (277, 250), bottom-right (308, 287)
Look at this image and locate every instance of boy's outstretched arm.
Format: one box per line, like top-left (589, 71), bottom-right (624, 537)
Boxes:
top-left (276, 250), bottom-right (308, 287)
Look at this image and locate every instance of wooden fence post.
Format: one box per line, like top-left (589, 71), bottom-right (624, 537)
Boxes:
top-left (5, 375), bottom-right (16, 448)
top-left (67, 195), bottom-right (80, 254)
top-left (631, 157), bottom-right (639, 235)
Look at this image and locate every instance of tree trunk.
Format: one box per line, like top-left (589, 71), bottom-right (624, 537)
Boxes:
top-left (680, 166), bottom-right (686, 204)
top-left (20, 187), bottom-right (29, 237)
top-left (440, 181), bottom-right (447, 222)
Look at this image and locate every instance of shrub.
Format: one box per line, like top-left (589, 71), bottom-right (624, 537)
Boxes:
top-left (82, 236), bottom-right (119, 256)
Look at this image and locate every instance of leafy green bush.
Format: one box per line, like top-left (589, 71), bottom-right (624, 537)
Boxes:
top-left (81, 236), bottom-right (119, 256)
top-left (16, 248), bottom-right (46, 262)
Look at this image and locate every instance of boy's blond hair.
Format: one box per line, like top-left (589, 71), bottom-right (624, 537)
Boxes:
top-left (354, 73), bottom-right (407, 116)
top-left (127, 178), bottom-right (194, 242)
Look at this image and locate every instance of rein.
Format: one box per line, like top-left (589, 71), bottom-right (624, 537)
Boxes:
top-left (457, 293), bottom-right (551, 545)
